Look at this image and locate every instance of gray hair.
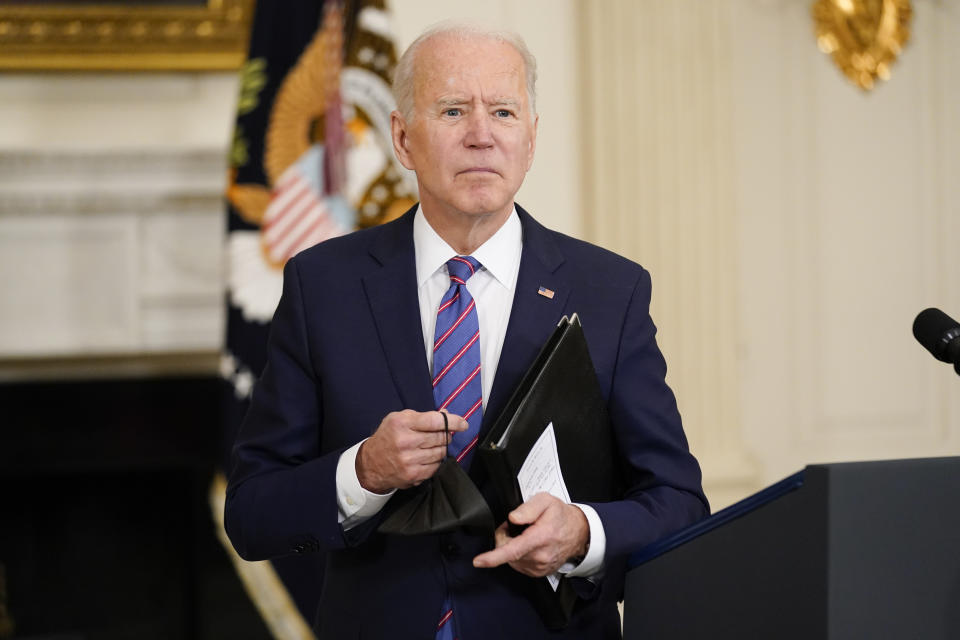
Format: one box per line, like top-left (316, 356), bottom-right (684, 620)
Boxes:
top-left (392, 21), bottom-right (538, 124)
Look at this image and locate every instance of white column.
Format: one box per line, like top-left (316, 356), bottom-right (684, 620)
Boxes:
top-left (580, 0), bottom-right (759, 508)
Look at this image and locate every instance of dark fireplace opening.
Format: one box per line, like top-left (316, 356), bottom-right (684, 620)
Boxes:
top-left (0, 376), bottom-right (271, 639)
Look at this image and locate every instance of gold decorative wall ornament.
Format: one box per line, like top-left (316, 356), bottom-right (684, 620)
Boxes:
top-left (812, 0), bottom-right (912, 91)
top-left (0, 0), bottom-right (255, 71)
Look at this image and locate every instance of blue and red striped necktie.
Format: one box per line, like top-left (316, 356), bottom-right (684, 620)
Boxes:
top-left (433, 255), bottom-right (483, 640)
top-left (432, 255), bottom-right (484, 466)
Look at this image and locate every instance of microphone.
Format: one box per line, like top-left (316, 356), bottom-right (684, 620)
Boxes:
top-left (912, 308), bottom-right (960, 375)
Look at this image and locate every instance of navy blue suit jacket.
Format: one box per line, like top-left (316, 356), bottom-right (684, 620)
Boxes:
top-left (225, 205), bottom-right (708, 639)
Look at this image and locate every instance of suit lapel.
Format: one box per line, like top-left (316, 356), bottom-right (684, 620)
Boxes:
top-left (482, 206), bottom-right (570, 436)
top-left (361, 209), bottom-right (435, 413)
top-left (360, 205), bottom-right (571, 423)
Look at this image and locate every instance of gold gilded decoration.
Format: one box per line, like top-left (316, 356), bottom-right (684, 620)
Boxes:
top-left (0, 0), bottom-right (254, 71)
top-left (812, 0), bottom-right (912, 91)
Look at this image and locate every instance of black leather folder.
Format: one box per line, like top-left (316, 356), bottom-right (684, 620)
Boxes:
top-left (478, 314), bottom-right (620, 629)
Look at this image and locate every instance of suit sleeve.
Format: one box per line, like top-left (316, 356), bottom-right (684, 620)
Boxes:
top-left (224, 257), bottom-right (353, 560)
top-left (587, 268), bottom-right (709, 595)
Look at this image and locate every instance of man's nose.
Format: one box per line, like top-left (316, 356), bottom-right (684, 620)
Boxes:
top-left (463, 110), bottom-right (494, 148)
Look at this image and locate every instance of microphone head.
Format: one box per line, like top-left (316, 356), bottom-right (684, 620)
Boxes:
top-left (913, 307), bottom-right (960, 363)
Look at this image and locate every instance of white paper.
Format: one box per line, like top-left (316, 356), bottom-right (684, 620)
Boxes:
top-left (516, 422), bottom-right (571, 591)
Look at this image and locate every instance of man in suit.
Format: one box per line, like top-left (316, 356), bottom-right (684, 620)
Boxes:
top-left (225, 22), bottom-right (708, 639)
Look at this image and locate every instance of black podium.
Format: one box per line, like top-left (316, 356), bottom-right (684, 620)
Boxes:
top-left (623, 457), bottom-right (960, 639)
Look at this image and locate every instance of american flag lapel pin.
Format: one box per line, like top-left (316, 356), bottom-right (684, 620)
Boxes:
top-left (537, 286), bottom-right (555, 299)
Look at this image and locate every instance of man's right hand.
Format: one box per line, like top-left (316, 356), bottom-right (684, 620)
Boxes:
top-left (356, 410), bottom-right (467, 494)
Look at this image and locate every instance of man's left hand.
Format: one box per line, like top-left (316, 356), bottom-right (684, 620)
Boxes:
top-left (472, 493), bottom-right (589, 577)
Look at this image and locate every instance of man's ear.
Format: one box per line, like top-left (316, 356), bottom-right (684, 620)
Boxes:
top-left (525, 113), bottom-right (539, 171)
top-left (391, 111), bottom-right (415, 170)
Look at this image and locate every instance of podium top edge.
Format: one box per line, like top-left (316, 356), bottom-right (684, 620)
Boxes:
top-left (806, 455), bottom-right (960, 472)
top-left (627, 455), bottom-right (960, 570)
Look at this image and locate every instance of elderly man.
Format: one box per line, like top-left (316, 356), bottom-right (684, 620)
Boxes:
top-left (225, 22), bottom-right (708, 639)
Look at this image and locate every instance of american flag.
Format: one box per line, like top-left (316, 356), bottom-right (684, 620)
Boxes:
top-left (261, 147), bottom-right (352, 266)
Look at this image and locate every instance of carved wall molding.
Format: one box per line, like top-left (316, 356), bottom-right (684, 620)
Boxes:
top-left (0, 149), bottom-right (227, 374)
top-left (0, 151), bottom-right (224, 214)
top-left (0, 149), bottom-right (223, 175)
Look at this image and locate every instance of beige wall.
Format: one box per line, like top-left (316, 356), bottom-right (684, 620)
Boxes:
top-left (729, 0), bottom-right (960, 488)
top-left (579, 0), bottom-right (960, 507)
top-left (2, 1), bottom-right (958, 509)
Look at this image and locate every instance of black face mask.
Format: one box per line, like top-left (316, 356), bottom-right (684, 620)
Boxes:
top-left (377, 412), bottom-right (494, 536)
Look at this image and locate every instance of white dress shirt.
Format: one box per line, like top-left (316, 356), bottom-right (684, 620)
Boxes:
top-left (334, 207), bottom-right (604, 577)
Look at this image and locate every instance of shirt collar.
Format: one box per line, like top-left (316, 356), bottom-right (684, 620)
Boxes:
top-left (414, 206), bottom-right (523, 289)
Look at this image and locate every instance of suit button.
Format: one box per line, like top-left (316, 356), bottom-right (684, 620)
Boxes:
top-left (442, 542), bottom-right (459, 558)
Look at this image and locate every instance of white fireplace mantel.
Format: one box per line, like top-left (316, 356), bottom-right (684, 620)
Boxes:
top-left (0, 149), bottom-right (227, 379)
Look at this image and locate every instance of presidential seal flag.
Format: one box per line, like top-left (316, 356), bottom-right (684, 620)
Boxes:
top-left (215, 1), bottom-right (414, 636)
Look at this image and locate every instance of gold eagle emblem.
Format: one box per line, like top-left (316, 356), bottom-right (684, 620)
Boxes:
top-left (812, 0), bottom-right (912, 91)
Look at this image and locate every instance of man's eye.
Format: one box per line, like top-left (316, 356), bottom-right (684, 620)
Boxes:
top-left (495, 109), bottom-right (512, 118)
top-left (444, 108), bottom-right (461, 117)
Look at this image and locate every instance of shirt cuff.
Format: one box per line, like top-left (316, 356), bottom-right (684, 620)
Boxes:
top-left (336, 439), bottom-right (395, 528)
top-left (558, 503), bottom-right (606, 578)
